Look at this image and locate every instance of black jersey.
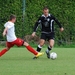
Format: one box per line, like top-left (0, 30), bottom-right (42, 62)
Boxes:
top-left (33, 14), bottom-right (62, 33)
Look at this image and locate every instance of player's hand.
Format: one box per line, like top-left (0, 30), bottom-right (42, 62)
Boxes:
top-left (3, 31), bottom-right (6, 37)
top-left (32, 32), bottom-right (36, 37)
top-left (60, 27), bottom-right (64, 32)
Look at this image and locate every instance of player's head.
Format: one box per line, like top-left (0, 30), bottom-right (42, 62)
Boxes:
top-left (9, 14), bottom-right (16, 23)
top-left (43, 7), bottom-right (49, 17)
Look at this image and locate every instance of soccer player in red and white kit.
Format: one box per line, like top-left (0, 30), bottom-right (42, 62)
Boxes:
top-left (0, 14), bottom-right (44, 57)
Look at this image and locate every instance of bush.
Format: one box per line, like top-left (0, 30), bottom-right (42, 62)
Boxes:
top-left (0, 0), bottom-right (75, 46)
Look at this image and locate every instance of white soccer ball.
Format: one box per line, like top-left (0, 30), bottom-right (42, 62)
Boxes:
top-left (50, 52), bottom-right (57, 60)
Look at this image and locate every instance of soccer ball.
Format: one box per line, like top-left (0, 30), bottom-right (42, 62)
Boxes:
top-left (50, 52), bottom-right (57, 60)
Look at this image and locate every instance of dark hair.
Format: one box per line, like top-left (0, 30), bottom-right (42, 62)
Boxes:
top-left (43, 6), bottom-right (49, 10)
top-left (9, 14), bottom-right (16, 20)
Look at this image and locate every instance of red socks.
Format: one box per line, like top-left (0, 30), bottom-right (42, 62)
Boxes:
top-left (0, 49), bottom-right (8, 57)
top-left (26, 45), bottom-right (38, 55)
top-left (0, 46), bottom-right (38, 57)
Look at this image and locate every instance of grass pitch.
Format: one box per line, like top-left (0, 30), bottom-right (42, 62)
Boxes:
top-left (0, 48), bottom-right (75, 75)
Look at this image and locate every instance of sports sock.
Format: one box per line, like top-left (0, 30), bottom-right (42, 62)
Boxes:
top-left (26, 45), bottom-right (38, 55)
top-left (46, 46), bottom-right (52, 52)
top-left (36, 45), bottom-right (42, 52)
top-left (48, 46), bottom-right (52, 51)
top-left (0, 48), bottom-right (8, 57)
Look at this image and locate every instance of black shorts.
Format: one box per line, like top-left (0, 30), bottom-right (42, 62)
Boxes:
top-left (41, 32), bottom-right (55, 41)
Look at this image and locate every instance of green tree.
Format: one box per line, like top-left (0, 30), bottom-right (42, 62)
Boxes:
top-left (0, 0), bottom-right (75, 46)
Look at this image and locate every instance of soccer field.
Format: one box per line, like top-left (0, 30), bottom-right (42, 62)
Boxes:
top-left (0, 48), bottom-right (75, 75)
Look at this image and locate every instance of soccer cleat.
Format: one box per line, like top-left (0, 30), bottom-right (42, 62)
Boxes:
top-left (35, 52), bottom-right (44, 57)
top-left (33, 52), bottom-right (44, 59)
top-left (33, 57), bottom-right (38, 59)
top-left (46, 50), bottom-right (50, 59)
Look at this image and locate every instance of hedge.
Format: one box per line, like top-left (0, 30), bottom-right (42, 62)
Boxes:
top-left (0, 0), bottom-right (75, 45)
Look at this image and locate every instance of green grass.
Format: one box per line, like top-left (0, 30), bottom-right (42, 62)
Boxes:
top-left (0, 48), bottom-right (75, 75)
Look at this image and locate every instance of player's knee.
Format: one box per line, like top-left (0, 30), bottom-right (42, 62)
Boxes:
top-left (40, 43), bottom-right (44, 47)
top-left (23, 42), bottom-right (29, 46)
top-left (40, 40), bottom-right (45, 46)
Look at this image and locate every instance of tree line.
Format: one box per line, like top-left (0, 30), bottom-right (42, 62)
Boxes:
top-left (0, 0), bottom-right (75, 45)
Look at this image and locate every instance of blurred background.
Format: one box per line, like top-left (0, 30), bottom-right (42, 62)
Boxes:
top-left (0, 0), bottom-right (75, 47)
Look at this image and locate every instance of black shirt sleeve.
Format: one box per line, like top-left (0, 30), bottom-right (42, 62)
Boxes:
top-left (33, 17), bottom-right (41, 32)
top-left (51, 15), bottom-right (62, 28)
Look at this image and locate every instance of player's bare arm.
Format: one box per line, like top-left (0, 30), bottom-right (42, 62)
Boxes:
top-left (3, 27), bottom-right (8, 37)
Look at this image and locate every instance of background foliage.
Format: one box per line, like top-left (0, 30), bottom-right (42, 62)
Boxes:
top-left (0, 0), bottom-right (75, 46)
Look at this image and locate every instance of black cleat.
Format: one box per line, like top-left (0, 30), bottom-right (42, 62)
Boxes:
top-left (46, 50), bottom-right (50, 59)
top-left (33, 57), bottom-right (38, 59)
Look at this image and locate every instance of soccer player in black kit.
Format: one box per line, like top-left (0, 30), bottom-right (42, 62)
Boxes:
top-left (32, 7), bottom-right (64, 59)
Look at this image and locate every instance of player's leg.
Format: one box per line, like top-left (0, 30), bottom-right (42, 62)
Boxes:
top-left (36, 39), bottom-right (45, 52)
top-left (33, 39), bottom-right (45, 59)
top-left (49, 39), bottom-right (54, 51)
top-left (36, 33), bottom-right (46, 52)
top-left (15, 38), bottom-right (44, 58)
top-left (23, 42), bottom-right (44, 57)
top-left (33, 33), bottom-right (46, 59)
top-left (24, 42), bottom-right (38, 55)
top-left (46, 39), bottom-right (54, 58)
top-left (46, 32), bottom-right (55, 58)
top-left (0, 47), bottom-right (10, 57)
top-left (0, 42), bottom-right (11, 57)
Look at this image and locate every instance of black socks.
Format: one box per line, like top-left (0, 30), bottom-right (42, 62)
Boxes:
top-left (48, 46), bottom-right (52, 51)
top-left (36, 45), bottom-right (42, 52)
top-left (36, 45), bottom-right (52, 52)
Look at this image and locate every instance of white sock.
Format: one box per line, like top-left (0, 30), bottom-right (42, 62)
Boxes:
top-left (46, 49), bottom-right (49, 53)
top-left (38, 45), bottom-right (42, 49)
